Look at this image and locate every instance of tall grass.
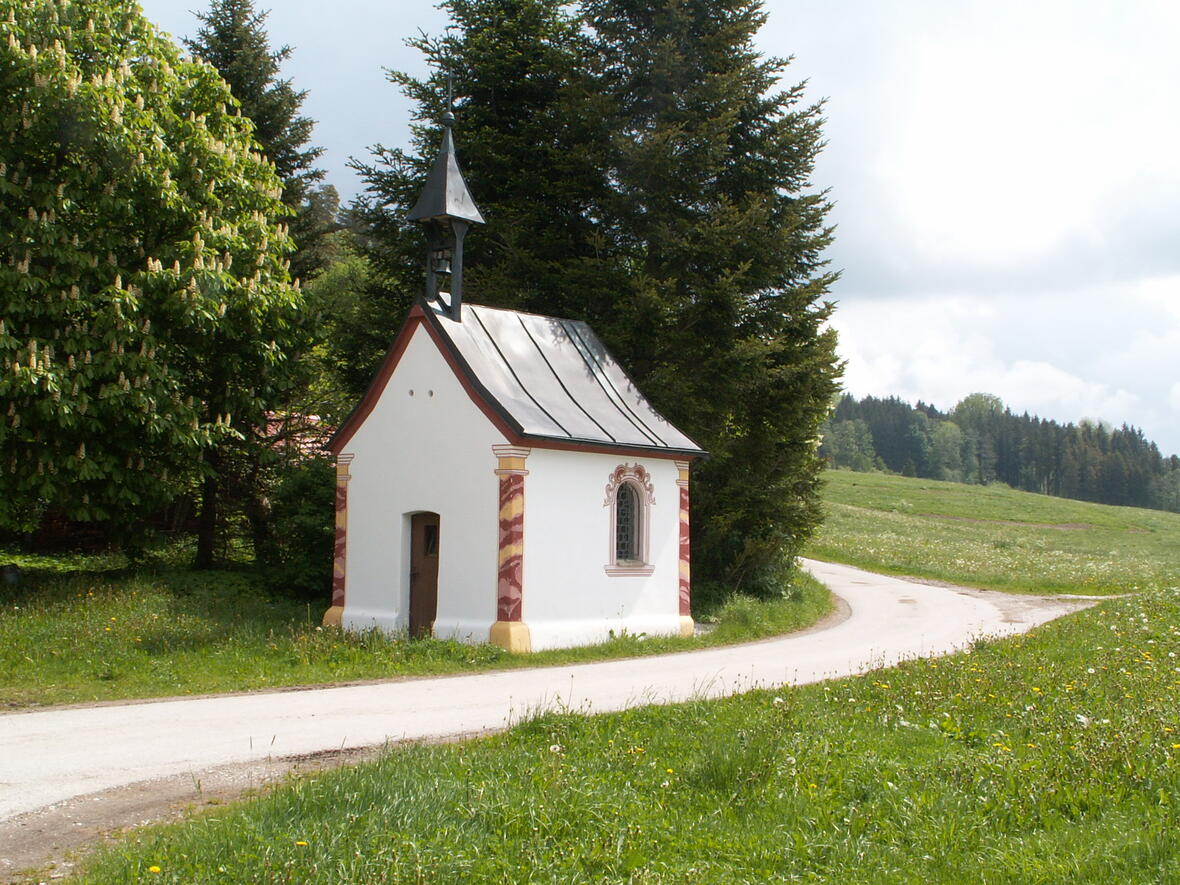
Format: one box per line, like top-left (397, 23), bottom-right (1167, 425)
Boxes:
top-left (810, 470), bottom-right (1179, 595)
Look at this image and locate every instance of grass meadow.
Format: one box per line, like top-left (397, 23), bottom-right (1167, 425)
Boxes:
top-left (0, 556), bottom-right (830, 708)
top-left (810, 470), bottom-right (1178, 595)
top-left (69, 471), bottom-right (1180, 882)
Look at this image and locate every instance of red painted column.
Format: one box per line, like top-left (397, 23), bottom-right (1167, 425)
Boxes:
top-left (675, 460), bottom-right (693, 636)
top-left (490, 445), bottom-right (532, 652)
top-left (496, 471), bottom-right (525, 621)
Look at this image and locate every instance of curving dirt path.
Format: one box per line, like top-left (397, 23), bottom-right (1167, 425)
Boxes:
top-left (0, 559), bottom-right (1102, 882)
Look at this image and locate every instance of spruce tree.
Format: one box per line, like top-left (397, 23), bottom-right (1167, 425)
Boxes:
top-left (184, 0), bottom-right (340, 564)
top-left (348, 0), bottom-right (612, 337)
top-left (583, 0), bottom-right (841, 596)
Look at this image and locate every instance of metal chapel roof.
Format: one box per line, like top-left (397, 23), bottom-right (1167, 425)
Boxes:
top-left (425, 301), bottom-right (705, 456)
top-left (327, 299), bottom-right (705, 458)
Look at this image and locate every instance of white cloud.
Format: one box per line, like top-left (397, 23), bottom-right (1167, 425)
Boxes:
top-left (1135, 275), bottom-right (1180, 322)
top-left (999, 360), bottom-right (1140, 423)
top-left (831, 284), bottom-right (1180, 455)
top-left (782, 0), bottom-right (1180, 296)
top-left (883, 31), bottom-right (1105, 262)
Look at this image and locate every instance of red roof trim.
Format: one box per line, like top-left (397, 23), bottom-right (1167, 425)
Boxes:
top-left (518, 436), bottom-right (702, 461)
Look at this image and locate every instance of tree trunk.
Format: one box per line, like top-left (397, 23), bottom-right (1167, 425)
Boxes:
top-left (244, 487), bottom-right (271, 563)
top-left (195, 457), bottom-right (220, 569)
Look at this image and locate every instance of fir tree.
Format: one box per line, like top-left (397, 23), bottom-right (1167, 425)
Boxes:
top-left (583, 0), bottom-right (842, 596)
top-left (184, 0), bottom-right (343, 564)
top-left (823, 392), bottom-right (1180, 514)
top-left (349, 0), bottom-right (612, 336)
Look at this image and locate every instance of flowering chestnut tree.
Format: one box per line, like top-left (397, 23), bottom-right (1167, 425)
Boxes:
top-left (0, 0), bottom-right (304, 531)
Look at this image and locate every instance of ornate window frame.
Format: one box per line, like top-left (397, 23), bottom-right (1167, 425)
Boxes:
top-left (604, 463), bottom-right (655, 576)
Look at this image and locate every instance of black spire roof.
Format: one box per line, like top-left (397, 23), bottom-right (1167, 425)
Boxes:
top-left (406, 124), bottom-right (485, 226)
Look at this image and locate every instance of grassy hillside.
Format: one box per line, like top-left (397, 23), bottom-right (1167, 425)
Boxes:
top-left (809, 470), bottom-right (1179, 595)
top-left (75, 472), bottom-right (1180, 883)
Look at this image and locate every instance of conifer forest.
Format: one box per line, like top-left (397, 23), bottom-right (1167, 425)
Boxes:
top-left (821, 393), bottom-right (1180, 514)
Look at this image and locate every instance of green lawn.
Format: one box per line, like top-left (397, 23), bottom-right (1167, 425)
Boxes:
top-left (73, 471), bottom-right (1180, 883)
top-left (0, 557), bottom-right (830, 708)
top-left (809, 469), bottom-right (1180, 595)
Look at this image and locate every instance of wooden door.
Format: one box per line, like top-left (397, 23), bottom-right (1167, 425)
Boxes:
top-left (409, 513), bottom-right (440, 639)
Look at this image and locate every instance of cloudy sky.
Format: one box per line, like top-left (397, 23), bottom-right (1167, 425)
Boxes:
top-left (138, 0), bottom-right (1180, 456)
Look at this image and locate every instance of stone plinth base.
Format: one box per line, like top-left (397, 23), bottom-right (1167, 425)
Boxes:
top-left (321, 605), bottom-right (344, 628)
top-left (489, 620), bottom-right (532, 653)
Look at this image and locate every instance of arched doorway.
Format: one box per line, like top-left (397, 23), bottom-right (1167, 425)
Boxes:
top-left (409, 512), bottom-right (440, 638)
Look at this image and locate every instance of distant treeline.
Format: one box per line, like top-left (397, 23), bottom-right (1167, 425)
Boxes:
top-left (820, 393), bottom-right (1180, 513)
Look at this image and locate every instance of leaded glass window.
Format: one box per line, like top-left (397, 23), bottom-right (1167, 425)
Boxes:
top-left (615, 483), bottom-right (638, 561)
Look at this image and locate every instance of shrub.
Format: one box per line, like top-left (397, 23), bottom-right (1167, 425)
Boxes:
top-left (258, 458), bottom-right (335, 600)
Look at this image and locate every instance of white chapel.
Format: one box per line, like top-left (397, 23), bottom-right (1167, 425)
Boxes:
top-left (323, 110), bottom-right (704, 652)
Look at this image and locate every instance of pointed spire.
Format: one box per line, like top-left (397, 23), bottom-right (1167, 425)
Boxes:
top-left (407, 77), bottom-right (484, 226)
top-left (407, 74), bottom-right (484, 320)
top-left (406, 128), bottom-right (486, 225)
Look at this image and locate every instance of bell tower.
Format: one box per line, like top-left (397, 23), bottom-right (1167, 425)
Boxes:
top-left (406, 81), bottom-right (485, 320)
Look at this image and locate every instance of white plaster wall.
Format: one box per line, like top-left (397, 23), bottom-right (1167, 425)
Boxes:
top-left (521, 449), bottom-right (682, 651)
top-left (339, 324), bottom-right (505, 641)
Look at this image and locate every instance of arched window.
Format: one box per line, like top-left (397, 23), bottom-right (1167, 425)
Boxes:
top-left (615, 483), bottom-right (640, 562)
top-left (605, 464), bottom-right (655, 576)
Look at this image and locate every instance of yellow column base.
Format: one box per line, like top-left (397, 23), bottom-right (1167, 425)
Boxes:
top-left (679, 615), bottom-right (695, 638)
top-left (321, 605), bottom-right (344, 628)
top-left (489, 620), bottom-right (532, 653)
